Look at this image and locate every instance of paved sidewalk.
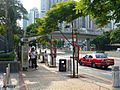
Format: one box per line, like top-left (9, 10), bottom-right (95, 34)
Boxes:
top-left (21, 62), bottom-right (112, 90)
top-left (0, 73), bottom-right (20, 90)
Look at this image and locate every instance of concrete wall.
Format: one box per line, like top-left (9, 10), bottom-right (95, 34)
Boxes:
top-left (0, 61), bottom-right (20, 73)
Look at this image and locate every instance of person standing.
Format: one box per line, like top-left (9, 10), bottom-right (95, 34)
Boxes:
top-left (29, 46), bottom-right (38, 70)
top-left (44, 50), bottom-right (48, 66)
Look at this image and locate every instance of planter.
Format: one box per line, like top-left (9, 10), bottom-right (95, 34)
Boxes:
top-left (0, 61), bottom-right (20, 73)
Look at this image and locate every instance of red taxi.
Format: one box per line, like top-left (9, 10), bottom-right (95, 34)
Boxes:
top-left (79, 52), bottom-right (114, 69)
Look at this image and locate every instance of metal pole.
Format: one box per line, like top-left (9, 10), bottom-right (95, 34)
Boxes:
top-left (72, 22), bottom-right (75, 78)
top-left (51, 35), bottom-right (53, 66)
top-left (76, 32), bottom-right (78, 77)
top-left (6, 64), bottom-right (10, 84)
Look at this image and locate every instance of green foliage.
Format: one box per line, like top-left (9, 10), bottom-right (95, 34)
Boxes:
top-left (0, 0), bottom-right (27, 51)
top-left (13, 34), bottom-right (20, 45)
top-left (91, 31), bottom-right (111, 50)
top-left (0, 52), bottom-right (16, 61)
top-left (75, 0), bottom-right (120, 27)
top-left (0, 0), bottom-right (27, 24)
top-left (26, 18), bottom-right (45, 36)
top-left (91, 28), bottom-right (120, 50)
top-left (45, 1), bottom-right (83, 33)
top-left (37, 36), bottom-right (50, 46)
top-left (53, 39), bottom-right (64, 48)
top-left (26, 1), bottom-right (83, 45)
top-left (0, 24), bottom-right (6, 34)
top-left (110, 28), bottom-right (120, 43)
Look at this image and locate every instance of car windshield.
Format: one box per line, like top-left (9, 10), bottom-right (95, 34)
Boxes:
top-left (95, 53), bottom-right (107, 58)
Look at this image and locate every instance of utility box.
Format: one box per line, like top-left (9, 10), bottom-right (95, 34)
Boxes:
top-left (59, 59), bottom-right (66, 72)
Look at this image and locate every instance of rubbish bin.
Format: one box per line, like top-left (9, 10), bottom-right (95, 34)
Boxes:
top-left (59, 59), bottom-right (66, 72)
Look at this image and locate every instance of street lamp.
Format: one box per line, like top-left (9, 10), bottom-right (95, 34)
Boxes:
top-left (71, 22), bottom-right (76, 78)
top-left (58, 21), bottom-right (79, 78)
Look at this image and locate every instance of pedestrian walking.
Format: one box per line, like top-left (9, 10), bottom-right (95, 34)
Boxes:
top-left (44, 50), bottom-right (48, 66)
top-left (29, 46), bottom-right (38, 70)
top-left (28, 47), bottom-right (32, 68)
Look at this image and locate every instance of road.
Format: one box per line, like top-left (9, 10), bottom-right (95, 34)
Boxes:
top-left (54, 50), bottom-right (120, 83)
top-left (39, 48), bottom-right (120, 83)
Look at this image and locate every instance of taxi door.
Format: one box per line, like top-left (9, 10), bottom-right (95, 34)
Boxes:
top-left (87, 55), bottom-right (93, 65)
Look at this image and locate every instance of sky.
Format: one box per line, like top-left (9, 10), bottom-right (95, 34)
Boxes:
top-left (20, 0), bottom-right (40, 12)
top-left (19, 0), bottom-right (40, 27)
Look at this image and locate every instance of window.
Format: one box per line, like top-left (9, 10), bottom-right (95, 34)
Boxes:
top-left (88, 55), bottom-right (93, 58)
top-left (95, 53), bottom-right (107, 58)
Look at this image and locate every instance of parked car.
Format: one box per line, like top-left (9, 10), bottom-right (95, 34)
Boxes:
top-left (79, 52), bottom-right (114, 69)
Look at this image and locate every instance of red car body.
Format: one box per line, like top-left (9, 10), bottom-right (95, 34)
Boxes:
top-left (79, 53), bottom-right (114, 68)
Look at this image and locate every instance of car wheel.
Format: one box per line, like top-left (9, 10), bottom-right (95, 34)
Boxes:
top-left (101, 66), bottom-right (108, 69)
top-left (92, 63), bottom-right (96, 68)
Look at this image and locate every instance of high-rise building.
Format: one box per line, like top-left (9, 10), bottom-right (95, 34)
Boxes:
top-left (28, 8), bottom-right (39, 25)
top-left (22, 14), bottom-right (28, 29)
top-left (22, 8), bottom-right (39, 29)
top-left (40, 0), bottom-right (49, 17)
top-left (40, 0), bottom-right (67, 18)
top-left (48, 0), bottom-right (67, 9)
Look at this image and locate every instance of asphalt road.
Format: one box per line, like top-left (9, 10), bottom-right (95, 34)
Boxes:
top-left (40, 48), bottom-right (120, 83)
top-left (55, 51), bottom-right (120, 83)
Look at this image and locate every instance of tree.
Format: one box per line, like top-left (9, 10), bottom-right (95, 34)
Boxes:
top-left (26, 18), bottom-right (45, 36)
top-left (110, 28), bottom-right (120, 44)
top-left (0, 0), bottom-right (27, 51)
top-left (75, 0), bottom-right (120, 27)
top-left (26, 1), bottom-right (83, 47)
top-left (91, 31), bottom-right (111, 50)
top-left (44, 1), bottom-right (83, 33)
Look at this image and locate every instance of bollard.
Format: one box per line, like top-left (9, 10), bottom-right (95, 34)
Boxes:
top-left (3, 73), bottom-right (7, 89)
top-left (3, 64), bottom-right (10, 89)
top-left (112, 66), bottom-right (120, 89)
top-left (6, 64), bottom-right (10, 84)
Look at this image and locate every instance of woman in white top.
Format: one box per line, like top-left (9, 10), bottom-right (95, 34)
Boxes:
top-left (44, 50), bottom-right (48, 66)
top-left (29, 46), bottom-right (38, 69)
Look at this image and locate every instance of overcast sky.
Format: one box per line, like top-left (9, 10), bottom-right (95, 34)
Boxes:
top-left (21, 0), bottom-right (40, 12)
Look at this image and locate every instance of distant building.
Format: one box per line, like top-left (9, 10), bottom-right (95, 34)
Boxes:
top-left (40, 0), bottom-right (113, 32)
top-left (40, 0), bottom-right (49, 18)
top-left (48, 0), bottom-right (67, 9)
top-left (28, 8), bottom-right (39, 25)
top-left (22, 8), bottom-right (39, 30)
top-left (23, 14), bottom-right (28, 29)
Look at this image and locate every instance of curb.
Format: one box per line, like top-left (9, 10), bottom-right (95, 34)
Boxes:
top-left (19, 71), bottom-right (27, 90)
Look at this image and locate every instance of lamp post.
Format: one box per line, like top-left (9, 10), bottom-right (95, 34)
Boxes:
top-left (58, 21), bottom-right (78, 78)
top-left (75, 29), bottom-right (79, 77)
top-left (72, 21), bottom-right (76, 78)
top-left (72, 21), bottom-right (79, 78)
